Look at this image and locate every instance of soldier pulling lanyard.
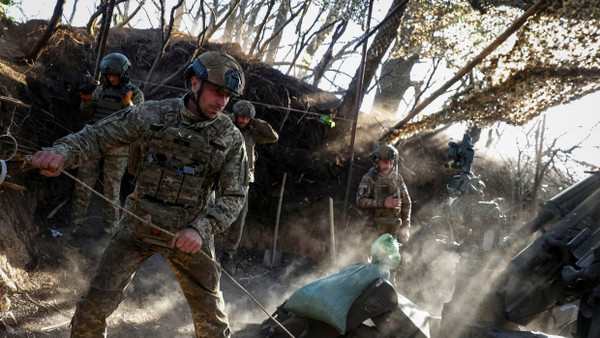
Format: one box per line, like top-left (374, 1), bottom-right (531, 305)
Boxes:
top-left (25, 155), bottom-right (296, 338)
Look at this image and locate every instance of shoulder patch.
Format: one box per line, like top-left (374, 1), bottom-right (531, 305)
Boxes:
top-left (357, 186), bottom-right (366, 196)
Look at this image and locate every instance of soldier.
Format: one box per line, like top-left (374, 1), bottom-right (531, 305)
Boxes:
top-left (219, 100), bottom-right (278, 275)
top-left (73, 52), bottom-right (144, 234)
top-left (356, 144), bottom-right (412, 244)
top-left (31, 51), bottom-right (248, 337)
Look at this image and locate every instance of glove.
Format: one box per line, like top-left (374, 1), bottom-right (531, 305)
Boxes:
top-left (79, 83), bottom-right (95, 100)
top-left (122, 90), bottom-right (133, 106)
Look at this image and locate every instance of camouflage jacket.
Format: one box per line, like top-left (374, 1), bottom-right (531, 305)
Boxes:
top-left (356, 167), bottom-right (411, 226)
top-left (228, 114), bottom-right (278, 182)
top-left (81, 82), bottom-right (144, 156)
top-left (47, 93), bottom-right (248, 239)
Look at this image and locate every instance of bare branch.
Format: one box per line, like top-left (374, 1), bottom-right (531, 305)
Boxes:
top-left (115, 0), bottom-right (147, 28)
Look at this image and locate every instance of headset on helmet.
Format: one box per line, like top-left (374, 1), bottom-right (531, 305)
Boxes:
top-left (100, 52), bottom-right (132, 85)
top-left (184, 51), bottom-right (245, 97)
top-left (233, 100), bottom-right (255, 118)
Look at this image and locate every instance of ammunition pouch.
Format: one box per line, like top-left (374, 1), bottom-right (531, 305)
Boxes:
top-left (134, 199), bottom-right (188, 246)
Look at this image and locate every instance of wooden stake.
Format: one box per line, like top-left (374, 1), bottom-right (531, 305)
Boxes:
top-left (329, 197), bottom-right (336, 266)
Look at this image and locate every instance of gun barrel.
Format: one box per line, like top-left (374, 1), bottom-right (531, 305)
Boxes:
top-left (490, 184), bottom-right (600, 325)
top-left (514, 172), bottom-right (600, 237)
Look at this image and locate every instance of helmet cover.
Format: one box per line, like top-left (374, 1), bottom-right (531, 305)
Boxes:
top-left (185, 51), bottom-right (245, 96)
top-left (100, 52), bottom-right (131, 75)
top-left (233, 100), bottom-right (255, 118)
top-left (372, 144), bottom-right (398, 161)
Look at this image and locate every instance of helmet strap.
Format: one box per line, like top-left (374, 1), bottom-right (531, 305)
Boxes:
top-left (193, 79), bottom-right (206, 118)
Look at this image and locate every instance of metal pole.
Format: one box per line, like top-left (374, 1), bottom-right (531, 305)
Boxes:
top-left (342, 0), bottom-right (374, 228)
top-left (329, 197), bottom-right (336, 266)
top-left (272, 172), bottom-right (287, 264)
top-left (92, 0), bottom-right (117, 85)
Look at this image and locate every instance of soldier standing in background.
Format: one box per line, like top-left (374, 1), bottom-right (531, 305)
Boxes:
top-left (31, 51), bottom-right (248, 337)
top-left (356, 144), bottom-right (412, 244)
top-left (73, 52), bottom-right (144, 234)
top-left (219, 100), bottom-right (279, 275)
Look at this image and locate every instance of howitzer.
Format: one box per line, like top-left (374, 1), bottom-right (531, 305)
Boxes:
top-left (509, 171), bottom-right (600, 240)
top-left (485, 171), bottom-right (600, 327)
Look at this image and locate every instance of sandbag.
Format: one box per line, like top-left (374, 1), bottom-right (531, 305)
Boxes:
top-left (282, 234), bottom-right (401, 334)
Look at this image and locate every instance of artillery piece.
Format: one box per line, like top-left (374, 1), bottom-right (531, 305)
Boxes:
top-left (251, 130), bottom-right (600, 337)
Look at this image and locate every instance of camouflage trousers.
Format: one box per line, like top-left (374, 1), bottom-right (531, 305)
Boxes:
top-left (220, 192), bottom-right (248, 257)
top-left (71, 153), bottom-right (128, 232)
top-left (372, 217), bottom-right (402, 240)
top-left (70, 210), bottom-right (230, 337)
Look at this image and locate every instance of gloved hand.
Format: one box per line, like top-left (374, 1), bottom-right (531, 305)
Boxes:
top-left (122, 90), bottom-right (133, 105)
top-left (79, 83), bottom-right (96, 100)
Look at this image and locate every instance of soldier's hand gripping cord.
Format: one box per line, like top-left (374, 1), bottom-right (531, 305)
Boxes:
top-left (170, 227), bottom-right (203, 254)
top-left (79, 83), bottom-right (96, 100)
top-left (30, 151), bottom-right (64, 177)
top-left (384, 195), bottom-right (401, 209)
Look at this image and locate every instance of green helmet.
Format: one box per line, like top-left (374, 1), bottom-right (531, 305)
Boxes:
top-left (100, 53), bottom-right (131, 83)
top-left (233, 100), bottom-right (255, 118)
top-left (185, 51), bottom-right (245, 97)
top-left (372, 144), bottom-right (398, 161)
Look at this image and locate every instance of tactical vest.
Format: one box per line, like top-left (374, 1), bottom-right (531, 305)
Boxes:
top-left (133, 119), bottom-right (228, 208)
top-left (373, 171), bottom-right (402, 220)
top-left (89, 85), bottom-right (132, 124)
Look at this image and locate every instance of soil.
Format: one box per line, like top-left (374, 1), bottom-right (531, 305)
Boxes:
top-left (0, 217), bottom-right (325, 337)
top-left (1, 211), bottom-right (457, 337)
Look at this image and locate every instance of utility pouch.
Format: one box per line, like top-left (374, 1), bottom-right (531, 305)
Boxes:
top-left (127, 140), bottom-right (142, 176)
top-left (134, 199), bottom-right (188, 246)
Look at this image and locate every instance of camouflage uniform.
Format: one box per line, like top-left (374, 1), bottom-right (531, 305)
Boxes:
top-left (45, 92), bottom-right (248, 337)
top-left (356, 167), bottom-right (411, 241)
top-left (221, 114), bottom-right (278, 258)
top-left (71, 83), bottom-right (144, 233)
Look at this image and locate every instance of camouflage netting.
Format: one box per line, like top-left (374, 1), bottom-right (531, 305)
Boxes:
top-left (398, 0), bottom-right (600, 136)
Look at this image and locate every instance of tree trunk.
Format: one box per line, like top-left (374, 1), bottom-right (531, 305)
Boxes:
top-left (335, 0), bottom-right (407, 121)
top-left (241, 0), bottom-right (265, 51)
top-left (22, 0), bottom-right (65, 63)
top-left (248, 0), bottom-right (276, 55)
top-left (223, 0), bottom-right (249, 43)
top-left (68, 0), bottom-right (79, 24)
top-left (264, 0), bottom-right (290, 64)
top-left (372, 53), bottom-right (419, 115)
top-left (326, 0), bottom-right (407, 151)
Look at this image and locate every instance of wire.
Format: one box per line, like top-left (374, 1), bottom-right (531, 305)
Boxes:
top-left (131, 78), bottom-right (354, 123)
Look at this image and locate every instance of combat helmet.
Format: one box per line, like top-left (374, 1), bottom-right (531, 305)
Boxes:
top-left (185, 51), bottom-right (245, 97)
top-left (233, 100), bottom-right (255, 119)
top-left (372, 144), bottom-right (398, 162)
top-left (100, 52), bottom-right (132, 84)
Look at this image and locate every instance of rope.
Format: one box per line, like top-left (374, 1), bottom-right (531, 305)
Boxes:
top-left (26, 156), bottom-right (295, 338)
top-left (131, 78), bottom-right (355, 123)
top-left (0, 134), bottom-right (18, 161)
